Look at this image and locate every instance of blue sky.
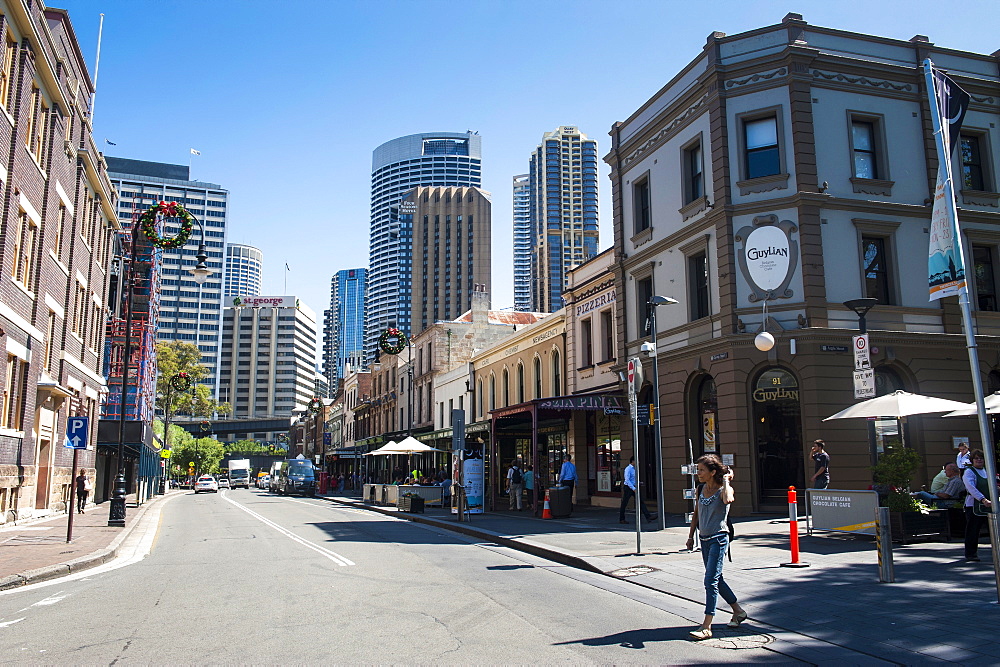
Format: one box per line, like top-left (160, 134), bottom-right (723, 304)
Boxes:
top-left (54, 0), bottom-right (999, 318)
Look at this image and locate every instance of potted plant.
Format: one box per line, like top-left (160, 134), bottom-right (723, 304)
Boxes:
top-left (398, 492), bottom-right (424, 513)
top-left (871, 449), bottom-right (948, 544)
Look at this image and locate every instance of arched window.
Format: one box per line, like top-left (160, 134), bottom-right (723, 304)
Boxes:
top-left (477, 379), bottom-right (483, 419)
top-left (489, 374), bottom-right (496, 411)
top-left (517, 363), bottom-right (525, 403)
top-left (534, 357), bottom-right (542, 398)
top-left (552, 350), bottom-right (562, 396)
top-left (502, 368), bottom-right (510, 406)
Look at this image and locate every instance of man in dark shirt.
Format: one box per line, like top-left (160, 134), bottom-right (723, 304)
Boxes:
top-left (810, 440), bottom-right (830, 489)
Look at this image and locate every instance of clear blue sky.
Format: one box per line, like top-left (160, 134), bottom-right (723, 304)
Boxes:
top-left (54, 0), bottom-right (998, 319)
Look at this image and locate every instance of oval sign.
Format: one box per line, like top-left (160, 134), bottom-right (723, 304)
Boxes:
top-left (745, 226), bottom-right (790, 292)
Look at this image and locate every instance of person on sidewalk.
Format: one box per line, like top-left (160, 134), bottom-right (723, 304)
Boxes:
top-left (523, 465), bottom-right (535, 511)
top-left (75, 469), bottom-right (91, 514)
top-left (507, 461), bottom-right (523, 511)
top-left (810, 440), bottom-right (830, 489)
top-left (618, 456), bottom-right (656, 524)
top-left (963, 449), bottom-right (996, 562)
top-left (686, 454), bottom-right (747, 641)
top-left (558, 454), bottom-right (578, 500)
top-left (910, 463), bottom-right (964, 508)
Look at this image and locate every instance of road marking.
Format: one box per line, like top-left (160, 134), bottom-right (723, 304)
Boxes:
top-left (0, 618), bottom-right (25, 628)
top-left (31, 592), bottom-right (68, 606)
top-left (222, 495), bottom-right (354, 566)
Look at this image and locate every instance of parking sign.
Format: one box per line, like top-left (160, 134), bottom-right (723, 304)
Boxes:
top-left (65, 416), bottom-right (89, 449)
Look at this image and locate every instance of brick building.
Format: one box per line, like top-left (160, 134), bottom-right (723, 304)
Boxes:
top-left (0, 3), bottom-right (116, 521)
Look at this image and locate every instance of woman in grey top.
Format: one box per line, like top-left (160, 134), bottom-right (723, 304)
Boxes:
top-left (685, 454), bottom-right (747, 640)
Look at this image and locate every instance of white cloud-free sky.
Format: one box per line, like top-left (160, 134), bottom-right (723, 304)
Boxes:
top-left (54, 0), bottom-right (999, 318)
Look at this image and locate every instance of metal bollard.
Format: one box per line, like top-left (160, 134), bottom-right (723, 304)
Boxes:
top-left (875, 506), bottom-right (895, 583)
top-left (781, 486), bottom-right (810, 568)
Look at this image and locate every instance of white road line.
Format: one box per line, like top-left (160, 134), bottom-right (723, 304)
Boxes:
top-left (0, 618), bottom-right (25, 628)
top-left (31, 592), bottom-right (68, 606)
top-left (222, 494), bottom-right (354, 566)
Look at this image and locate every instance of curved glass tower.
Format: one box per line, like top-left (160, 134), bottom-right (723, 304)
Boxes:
top-left (367, 131), bottom-right (482, 361)
top-left (224, 243), bottom-right (263, 298)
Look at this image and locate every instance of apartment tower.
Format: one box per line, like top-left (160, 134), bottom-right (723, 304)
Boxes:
top-left (224, 243), bottom-right (262, 298)
top-left (323, 268), bottom-right (367, 395)
top-left (512, 174), bottom-right (532, 311)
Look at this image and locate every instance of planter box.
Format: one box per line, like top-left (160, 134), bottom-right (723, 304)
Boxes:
top-left (398, 496), bottom-right (425, 513)
top-left (890, 509), bottom-right (950, 544)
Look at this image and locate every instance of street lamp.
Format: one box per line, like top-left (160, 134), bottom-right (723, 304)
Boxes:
top-left (844, 298), bottom-right (878, 467)
top-left (647, 295), bottom-right (677, 531)
top-left (109, 212), bottom-right (210, 527)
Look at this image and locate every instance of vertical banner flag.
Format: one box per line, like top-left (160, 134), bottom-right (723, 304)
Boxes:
top-left (927, 64), bottom-right (971, 301)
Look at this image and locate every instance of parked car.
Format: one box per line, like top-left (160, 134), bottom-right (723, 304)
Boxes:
top-left (218, 478), bottom-right (231, 489)
top-left (194, 475), bottom-right (219, 493)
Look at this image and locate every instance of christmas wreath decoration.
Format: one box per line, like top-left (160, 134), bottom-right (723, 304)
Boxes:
top-left (379, 327), bottom-right (408, 356)
top-left (199, 419), bottom-right (210, 432)
top-left (170, 372), bottom-right (192, 392)
top-left (307, 396), bottom-right (323, 414)
top-left (139, 201), bottom-right (195, 250)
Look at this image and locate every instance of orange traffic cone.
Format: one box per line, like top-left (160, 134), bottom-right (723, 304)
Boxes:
top-left (542, 489), bottom-right (553, 519)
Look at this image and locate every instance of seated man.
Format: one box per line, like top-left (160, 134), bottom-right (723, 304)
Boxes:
top-left (911, 463), bottom-right (965, 508)
top-left (929, 461), bottom-right (951, 494)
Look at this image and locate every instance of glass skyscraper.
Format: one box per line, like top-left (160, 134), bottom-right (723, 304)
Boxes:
top-left (367, 131), bottom-right (482, 361)
top-left (527, 127), bottom-right (599, 312)
top-left (106, 157), bottom-right (228, 397)
top-left (512, 174), bottom-right (531, 311)
top-left (323, 268), bottom-right (367, 395)
top-left (224, 243), bottom-right (262, 298)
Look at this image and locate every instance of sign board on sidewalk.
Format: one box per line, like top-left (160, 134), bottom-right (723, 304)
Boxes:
top-left (852, 334), bottom-right (871, 369)
top-left (854, 368), bottom-right (875, 398)
top-left (64, 416), bottom-right (89, 449)
top-left (806, 489), bottom-right (879, 535)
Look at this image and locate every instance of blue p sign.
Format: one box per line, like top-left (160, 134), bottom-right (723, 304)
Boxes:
top-left (65, 416), bottom-right (89, 450)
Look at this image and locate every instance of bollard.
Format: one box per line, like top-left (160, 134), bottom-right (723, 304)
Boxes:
top-left (875, 506), bottom-right (895, 583)
top-left (780, 486), bottom-right (810, 568)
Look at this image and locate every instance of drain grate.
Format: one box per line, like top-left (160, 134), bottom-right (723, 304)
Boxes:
top-left (608, 565), bottom-right (658, 577)
top-left (700, 628), bottom-right (774, 650)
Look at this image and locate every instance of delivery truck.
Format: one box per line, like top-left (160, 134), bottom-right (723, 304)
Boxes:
top-left (227, 459), bottom-right (251, 489)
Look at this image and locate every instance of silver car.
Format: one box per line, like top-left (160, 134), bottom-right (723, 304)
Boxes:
top-left (194, 475), bottom-right (219, 493)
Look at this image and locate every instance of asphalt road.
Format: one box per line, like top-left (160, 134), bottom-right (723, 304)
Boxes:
top-left (0, 489), bottom-right (796, 664)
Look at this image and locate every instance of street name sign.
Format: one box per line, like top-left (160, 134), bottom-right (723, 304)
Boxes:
top-left (64, 416), bottom-right (88, 449)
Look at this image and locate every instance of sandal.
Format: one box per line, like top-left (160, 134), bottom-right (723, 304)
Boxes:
top-left (688, 628), bottom-right (712, 640)
top-left (727, 611), bottom-right (748, 628)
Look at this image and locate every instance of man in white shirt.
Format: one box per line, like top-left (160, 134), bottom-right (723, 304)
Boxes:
top-left (619, 456), bottom-right (656, 524)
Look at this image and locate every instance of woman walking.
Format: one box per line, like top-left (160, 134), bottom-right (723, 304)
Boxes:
top-left (685, 454), bottom-right (747, 640)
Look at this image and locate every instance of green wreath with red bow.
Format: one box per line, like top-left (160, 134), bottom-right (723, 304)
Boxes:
top-left (307, 396), bottom-right (323, 414)
top-left (170, 372), bottom-right (192, 392)
top-left (139, 201), bottom-right (194, 249)
top-left (379, 327), bottom-right (407, 356)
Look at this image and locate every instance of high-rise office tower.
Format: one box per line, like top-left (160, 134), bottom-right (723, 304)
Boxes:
top-left (106, 158), bottom-right (228, 396)
top-left (527, 126), bottom-right (599, 312)
top-left (367, 131), bottom-right (482, 360)
top-left (404, 187), bottom-right (491, 333)
top-left (218, 296), bottom-right (318, 438)
top-left (323, 268), bottom-right (367, 395)
top-left (512, 174), bottom-right (531, 311)
top-left (224, 243), bottom-right (262, 298)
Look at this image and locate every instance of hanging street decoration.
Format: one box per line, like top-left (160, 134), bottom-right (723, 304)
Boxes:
top-left (307, 396), bottom-right (323, 414)
top-left (199, 419), bottom-right (210, 432)
top-left (139, 201), bottom-right (195, 249)
top-left (170, 372), bottom-right (192, 392)
top-left (379, 327), bottom-right (408, 356)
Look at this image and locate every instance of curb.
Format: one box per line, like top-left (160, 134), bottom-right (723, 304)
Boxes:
top-left (0, 494), bottom-right (168, 591)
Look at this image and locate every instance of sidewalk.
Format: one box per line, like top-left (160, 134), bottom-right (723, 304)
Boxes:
top-left (323, 491), bottom-right (1000, 665)
top-left (0, 493), bottom-right (169, 590)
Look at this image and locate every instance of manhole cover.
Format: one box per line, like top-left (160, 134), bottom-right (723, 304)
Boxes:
top-left (608, 565), bottom-right (658, 577)
top-left (699, 628), bottom-right (773, 650)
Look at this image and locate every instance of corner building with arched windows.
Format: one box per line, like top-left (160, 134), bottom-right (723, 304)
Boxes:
top-left (607, 15), bottom-right (1000, 514)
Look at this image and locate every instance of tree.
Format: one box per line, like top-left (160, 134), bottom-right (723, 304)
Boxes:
top-left (156, 342), bottom-right (231, 452)
top-left (170, 436), bottom-right (225, 477)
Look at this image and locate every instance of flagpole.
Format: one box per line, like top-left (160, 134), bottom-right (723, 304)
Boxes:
top-left (924, 59), bottom-right (1000, 602)
top-left (89, 13), bottom-right (104, 119)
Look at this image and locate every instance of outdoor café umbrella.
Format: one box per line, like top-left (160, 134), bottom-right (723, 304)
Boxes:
top-left (377, 436), bottom-right (447, 479)
top-left (822, 390), bottom-right (970, 421)
top-left (943, 391), bottom-right (1000, 417)
top-left (365, 440), bottom-right (399, 456)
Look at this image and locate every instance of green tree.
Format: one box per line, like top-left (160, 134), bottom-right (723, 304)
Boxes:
top-left (170, 436), bottom-right (225, 477)
top-left (156, 342), bottom-right (230, 452)
top-left (226, 439), bottom-right (274, 455)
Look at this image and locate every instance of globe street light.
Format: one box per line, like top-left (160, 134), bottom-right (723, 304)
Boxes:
top-left (647, 295), bottom-right (678, 531)
top-left (109, 210), bottom-right (211, 527)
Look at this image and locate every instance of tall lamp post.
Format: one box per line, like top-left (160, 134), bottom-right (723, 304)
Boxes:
top-left (647, 295), bottom-right (678, 531)
top-left (844, 298), bottom-right (878, 467)
top-left (109, 209), bottom-right (211, 527)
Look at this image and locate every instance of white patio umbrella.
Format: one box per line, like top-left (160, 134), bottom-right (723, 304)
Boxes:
top-left (365, 440), bottom-right (398, 456)
top-left (373, 436), bottom-right (447, 480)
top-left (822, 390), bottom-right (970, 421)
top-left (943, 391), bottom-right (1000, 417)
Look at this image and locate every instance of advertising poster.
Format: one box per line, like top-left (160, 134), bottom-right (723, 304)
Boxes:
top-left (703, 413), bottom-right (717, 453)
top-left (453, 442), bottom-right (484, 514)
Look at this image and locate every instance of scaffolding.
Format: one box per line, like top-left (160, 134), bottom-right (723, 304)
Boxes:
top-left (102, 197), bottom-right (161, 423)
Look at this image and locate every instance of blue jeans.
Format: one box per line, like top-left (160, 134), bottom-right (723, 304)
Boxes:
top-left (700, 533), bottom-right (738, 616)
top-left (911, 491), bottom-right (952, 509)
